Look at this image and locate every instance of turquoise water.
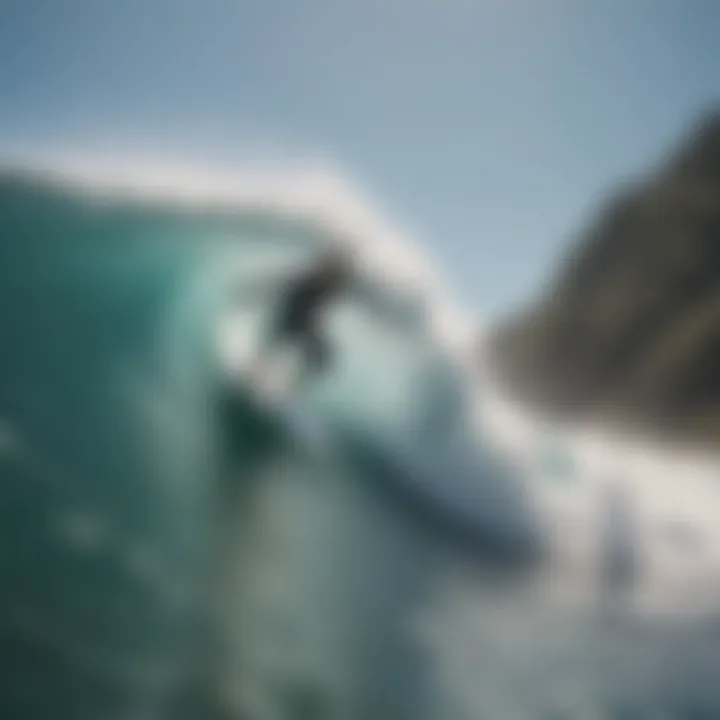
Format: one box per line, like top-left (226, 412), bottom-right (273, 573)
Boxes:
top-left (0, 171), bottom-right (538, 720)
top-left (14, 166), bottom-right (720, 720)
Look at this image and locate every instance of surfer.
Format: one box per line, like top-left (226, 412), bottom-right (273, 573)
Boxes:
top-left (230, 246), bottom-right (419, 388)
top-left (265, 247), bottom-right (353, 379)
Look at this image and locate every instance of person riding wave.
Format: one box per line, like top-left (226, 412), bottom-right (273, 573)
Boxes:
top-left (231, 246), bottom-right (424, 387)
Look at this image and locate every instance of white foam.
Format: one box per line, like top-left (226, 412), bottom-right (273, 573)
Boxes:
top-left (480, 353), bottom-right (720, 615)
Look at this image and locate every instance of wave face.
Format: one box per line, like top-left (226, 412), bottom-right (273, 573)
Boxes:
top-left (6, 162), bottom-right (720, 720)
top-left (0, 167), bottom-right (537, 720)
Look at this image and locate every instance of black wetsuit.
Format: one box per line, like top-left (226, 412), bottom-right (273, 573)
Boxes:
top-left (271, 264), bottom-right (348, 374)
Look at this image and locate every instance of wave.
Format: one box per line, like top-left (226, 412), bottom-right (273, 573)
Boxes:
top-left (0, 157), bottom-right (536, 720)
top-left (5, 153), bottom-right (720, 719)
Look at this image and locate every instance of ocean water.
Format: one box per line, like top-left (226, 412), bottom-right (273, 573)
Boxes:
top-left (3, 163), bottom-right (720, 720)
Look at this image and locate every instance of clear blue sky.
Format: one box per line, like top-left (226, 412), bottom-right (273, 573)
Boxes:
top-left (1, 0), bottom-right (719, 316)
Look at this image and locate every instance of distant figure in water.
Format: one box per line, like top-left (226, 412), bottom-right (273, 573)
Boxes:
top-left (232, 246), bottom-right (416, 389)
